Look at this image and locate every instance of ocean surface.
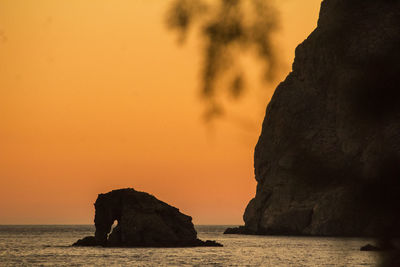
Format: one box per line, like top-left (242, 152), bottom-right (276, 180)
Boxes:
top-left (0, 225), bottom-right (379, 266)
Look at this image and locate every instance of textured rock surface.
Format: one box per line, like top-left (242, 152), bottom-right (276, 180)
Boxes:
top-left (228, 0), bottom-right (400, 237)
top-left (73, 188), bottom-right (222, 247)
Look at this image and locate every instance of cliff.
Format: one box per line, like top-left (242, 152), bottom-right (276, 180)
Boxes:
top-left (73, 188), bottom-right (221, 247)
top-left (228, 0), bottom-right (400, 236)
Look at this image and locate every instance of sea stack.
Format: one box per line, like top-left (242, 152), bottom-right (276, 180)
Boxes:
top-left (73, 188), bottom-right (222, 247)
top-left (226, 0), bottom-right (400, 237)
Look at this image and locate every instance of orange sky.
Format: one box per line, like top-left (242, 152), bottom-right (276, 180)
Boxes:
top-left (0, 0), bottom-right (321, 224)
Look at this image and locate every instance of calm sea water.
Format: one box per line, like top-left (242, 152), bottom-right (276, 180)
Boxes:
top-left (0, 225), bottom-right (379, 266)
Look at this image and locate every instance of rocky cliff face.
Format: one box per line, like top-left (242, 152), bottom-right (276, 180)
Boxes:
top-left (73, 188), bottom-right (221, 247)
top-left (234, 0), bottom-right (400, 236)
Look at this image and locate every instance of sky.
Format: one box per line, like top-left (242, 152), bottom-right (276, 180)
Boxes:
top-left (0, 0), bottom-right (322, 224)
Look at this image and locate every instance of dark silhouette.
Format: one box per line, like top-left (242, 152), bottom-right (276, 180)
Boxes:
top-left (167, 0), bottom-right (400, 265)
top-left (166, 0), bottom-right (279, 120)
top-left (360, 244), bottom-right (394, 252)
top-left (219, 0), bottom-right (400, 265)
top-left (73, 188), bottom-right (222, 247)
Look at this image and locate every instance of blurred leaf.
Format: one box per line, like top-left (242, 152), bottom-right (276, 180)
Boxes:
top-left (166, 0), bottom-right (280, 120)
top-left (230, 74), bottom-right (244, 99)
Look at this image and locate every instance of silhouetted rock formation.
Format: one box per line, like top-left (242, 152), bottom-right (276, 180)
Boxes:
top-left (360, 244), bottom-right (384, 252)
top-left (73, 236), bottom-right (97, 246)
top-left (223, 226), bottom-right (253, 235)
top-left (73, 188), bottom-right (222, 247)
top-left (227, 0), bottom-right (400, 238)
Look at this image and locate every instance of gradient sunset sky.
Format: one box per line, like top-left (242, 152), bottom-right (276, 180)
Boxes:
top-left (0, 0), bottom-right (321, 224)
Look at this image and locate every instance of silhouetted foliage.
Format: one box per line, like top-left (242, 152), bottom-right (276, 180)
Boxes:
top-left (166, 0), bottom-right (279, 120)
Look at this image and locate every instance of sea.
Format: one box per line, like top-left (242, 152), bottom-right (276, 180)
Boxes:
top-left (0, 225), bottom-right (379, 266)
